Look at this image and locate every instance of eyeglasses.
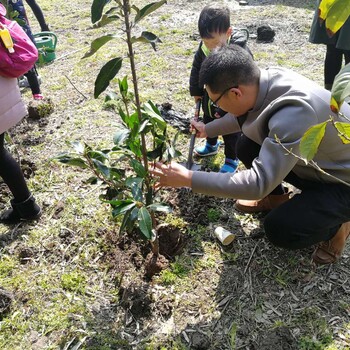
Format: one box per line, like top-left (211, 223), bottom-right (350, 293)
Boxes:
top-left (212, 85), bottom-right (238, 107)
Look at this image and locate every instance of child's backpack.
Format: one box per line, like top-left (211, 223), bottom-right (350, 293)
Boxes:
top-left (0, 3), bottom-right (38, 78)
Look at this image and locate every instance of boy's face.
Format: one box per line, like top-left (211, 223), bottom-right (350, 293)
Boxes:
top-left (202, 28), bottom-right (232, 51)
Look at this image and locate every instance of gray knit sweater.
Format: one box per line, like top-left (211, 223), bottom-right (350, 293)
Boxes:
top-left (192, 67), bottom-right (350, 199)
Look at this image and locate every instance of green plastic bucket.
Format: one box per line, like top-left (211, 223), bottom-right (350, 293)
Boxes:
top-left (33, 31), bottom-right (57, 64)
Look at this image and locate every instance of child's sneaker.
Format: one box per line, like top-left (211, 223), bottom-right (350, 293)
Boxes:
top-left (220, 158), bottom-right (239, 173)
top-left (194, 141), bottom-right (221, 157)
top-left (33, 94), bottom-right (44, 100)
top-left (18, 75), bottom-right (29, 88)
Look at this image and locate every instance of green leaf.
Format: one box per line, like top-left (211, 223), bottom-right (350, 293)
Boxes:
top-left (138, 119), bottom-right (149, 134)
top-left (83, 34), bottom-right (119, 58)
top-left (85, 176), bottom-right (98, 184)
top-left (147, 203), bottom-right (172, 213)
top-left (320, 0), bottom-right (350, 36)
top-left (87, 150), bottom-right (109, 162)
top-left (334, 122), bottom-right (350, 144)
top-left (94, 57), bottom-right (123, 98)
top-left (138, 207), bottom-right (153, 240)
top-left (91, 0), bottom-right (111, 24)
top-left (92, 14), bottom-right (120, 28)
top-left (56, 154), bottom-right (89, 168)
top-left (299, 121), bottom-right (328, 163)
top-left (110, 200), bottom-right (136, 217)
top-left (109, 167), bottom-right (125, 182)
top-left (113, 128), bottom-right (130, 145)
top-left (331, 63), bottom-right (350, 112)
top-left (130, 159), bottom-right (147, 177)
top-left (125, 177), bottom-right (143, 202)
top-left (70, 141), bottom-right (85, 154)
top-left (118, 76), bottom-right (128, 95)
top-left (104, 92), bottom-right (118, 101)
top-left (134, 0), bottom-right (167, 24)
top-left (117, 106), bottom-right (127, 124)
top-left (130, 31), bottom-right (162, 51)
top-left (119, 207), bottom-right (139, 234)
top-left (126, 111), bottom-right (140, 132)
top-left (92, 159), bottom-right (110, 178)
top-left (147, 144), bottom-right (164, 160)
top-left (143, 101), bottom-right (166, 130)
top-left (163, 146), bottom-right (181, 162)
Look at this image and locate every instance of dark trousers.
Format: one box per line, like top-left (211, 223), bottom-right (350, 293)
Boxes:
top-left (203, 112), bottom-right (240, 159)
top-left (10, 0), bottom-right (42, 95)
top-left (236, 134), bottom-right (350, 250)
top-left (325, 44), bottom-right (350, 89)
top-left (25, 0), bottom-right (49, 32)
top-left (0, 133), bottom-right (30, 202)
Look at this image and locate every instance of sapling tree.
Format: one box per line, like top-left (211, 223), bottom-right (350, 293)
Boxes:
top-left (317, 0), bottom-right (350, 36)
top-left (276, 63), bottom-right (350, 187)
top-left (57, 0), bottom-right (180, 255)
top-left (298, 64), bottom-right (350, 170)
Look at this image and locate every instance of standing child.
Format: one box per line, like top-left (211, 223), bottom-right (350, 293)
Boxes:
top-left (8, 0), bottom-right (44, 99)
top-left (0, 75), bottom-right (41, 223)
top-left (189, 5), bottom-right (252, 173)
top-left (309, 0), bottom-right (350, 90)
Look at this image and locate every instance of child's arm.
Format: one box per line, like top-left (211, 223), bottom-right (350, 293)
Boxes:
top-left (189, 42), bottom-right (206, 98)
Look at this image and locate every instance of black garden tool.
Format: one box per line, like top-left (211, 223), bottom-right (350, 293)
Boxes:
top-left (185, 99), bottom-right (202, 171)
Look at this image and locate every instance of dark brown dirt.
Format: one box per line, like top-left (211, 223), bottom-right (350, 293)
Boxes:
top-left (157, 222), bottom-right (186, 257)
top-left (144, 252), bottom-right (169, 279)
top-left (0, 288), bottom-right (13, 317)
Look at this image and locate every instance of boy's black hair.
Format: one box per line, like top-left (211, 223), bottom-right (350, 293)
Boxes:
top-left (198, 5), bottom-right (231, 39)
top-left (199, 45), bottom-right (260, 93)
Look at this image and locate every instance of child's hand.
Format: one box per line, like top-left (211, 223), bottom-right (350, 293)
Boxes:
top-left (191, 120), bottom-right (207, 138)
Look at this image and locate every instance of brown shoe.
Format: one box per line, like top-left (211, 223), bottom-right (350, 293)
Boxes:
top-left (312, 221), bottom-right (350, 265)
top-left (234, 192), bottom-right (290, 214)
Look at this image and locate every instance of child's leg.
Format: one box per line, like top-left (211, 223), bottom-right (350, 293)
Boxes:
top-left (194, 112), bottom-right (221, 157)
top-left (324, 44), bottom-right (343, 90)
top-left (0, 133), bottom-right (41, 222)
top-left (25, 0), bottom-right (50, 31)
top-left (24, 67), bottom-right (41, 96)
top-left (0, 133), bottom-right (31, 202)
top-left (222, 132), bottom-right (240, 159)
top-left (219, 132), bottom-right (241, 173)
top-left (202, 112), bottom-right (217, 146)
top-left (236, 134), bottom-right (285, 195)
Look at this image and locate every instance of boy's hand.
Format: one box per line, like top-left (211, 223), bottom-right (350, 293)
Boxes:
top-left (191, 120), bottom-right (207, 138)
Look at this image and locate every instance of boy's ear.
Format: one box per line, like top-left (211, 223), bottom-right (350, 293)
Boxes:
top-left (226, 27), bottom-right (233, 37)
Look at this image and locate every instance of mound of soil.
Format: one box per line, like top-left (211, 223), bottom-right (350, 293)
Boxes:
top-left (144, 252), bottom-right (169, 278)
top-left (0, 288), bottom-right (13, 318)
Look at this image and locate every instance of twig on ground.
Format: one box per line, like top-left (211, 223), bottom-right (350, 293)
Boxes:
top-left (244, 242), bottom-right (259, 274)
top-left (64, 74), bottom-right (88, 100)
